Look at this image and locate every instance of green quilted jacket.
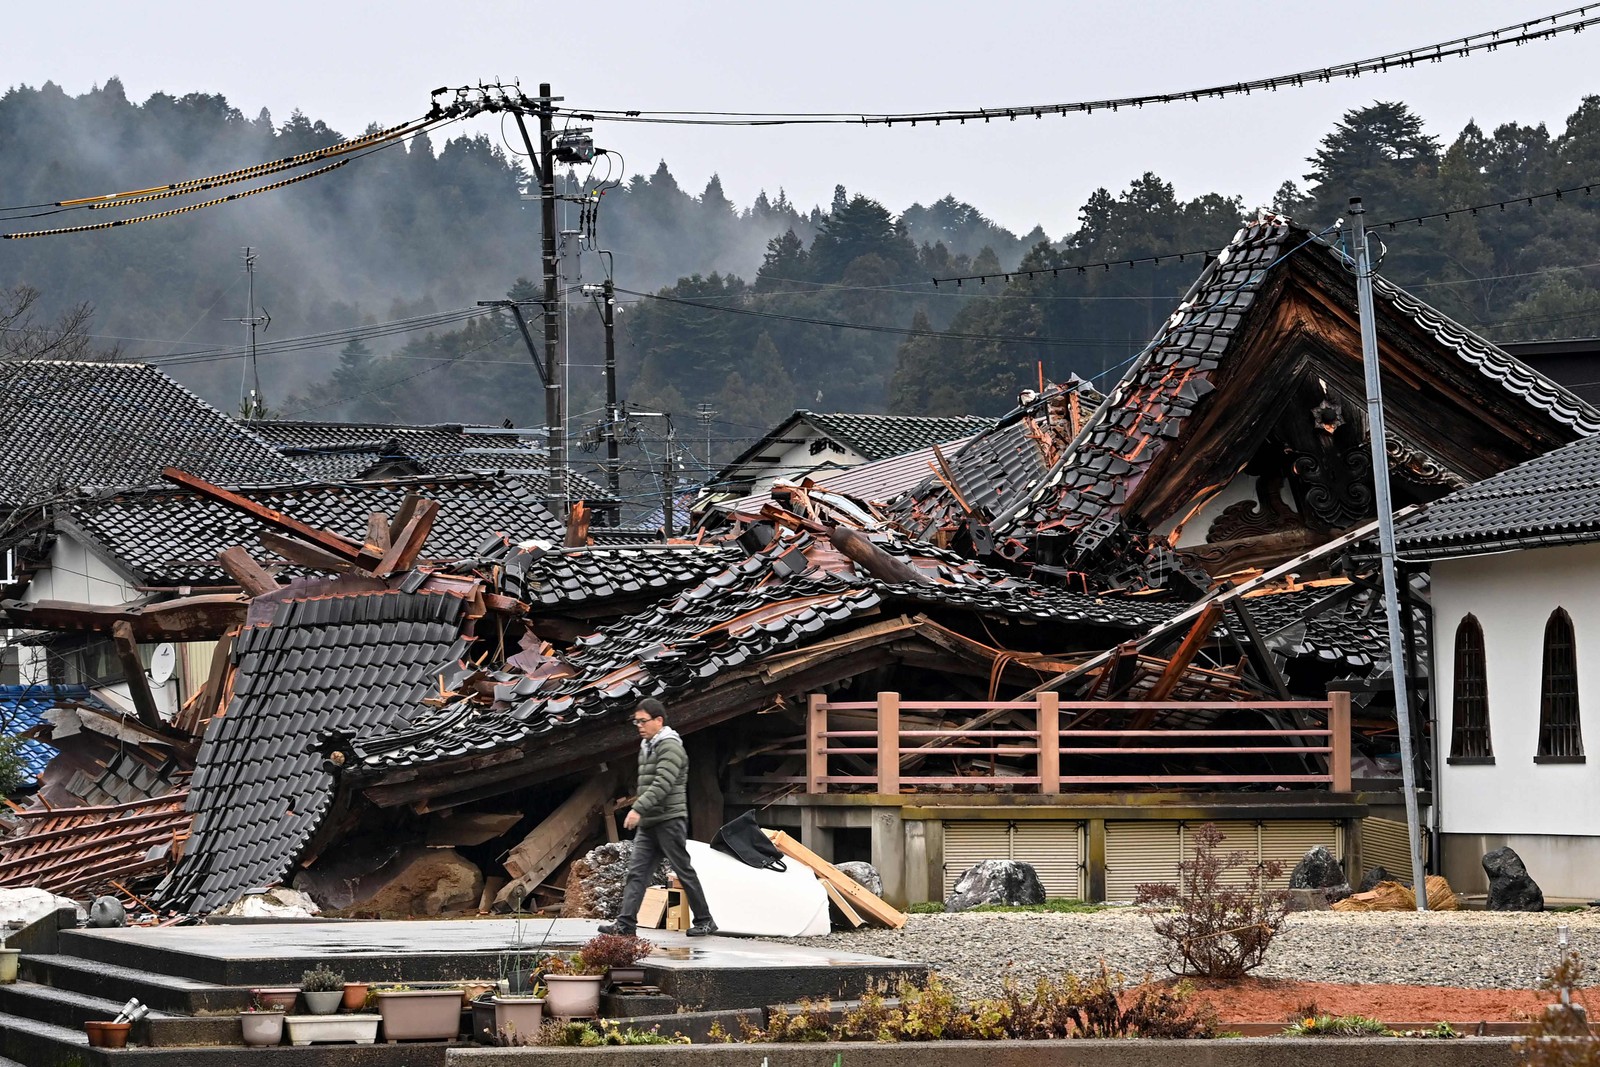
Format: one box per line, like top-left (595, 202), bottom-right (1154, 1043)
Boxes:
top-left (633, 726), bottom-right (689, 827)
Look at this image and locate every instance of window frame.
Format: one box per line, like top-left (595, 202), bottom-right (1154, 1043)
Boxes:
top-left (1536, 607), bottom-right (1585, 764)
top-left (1447, 614), bottom-right (1494, 765)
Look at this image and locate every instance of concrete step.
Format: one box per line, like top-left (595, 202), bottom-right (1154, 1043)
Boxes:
top-left (0, 979), bottom-right (175, 1032)
top-left (20, 954), bottom-right (246, 1015)
top-left (0, 1008), bottom-right (90, 1067)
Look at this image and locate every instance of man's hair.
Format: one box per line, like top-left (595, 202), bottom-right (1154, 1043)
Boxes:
top-left (636, 697), bottom-right (667, 722)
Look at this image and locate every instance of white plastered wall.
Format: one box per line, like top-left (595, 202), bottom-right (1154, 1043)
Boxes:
top-left (1431, 541), bottom-right (1600, 840)
top-left (25, 535), bottom-right (137, 606)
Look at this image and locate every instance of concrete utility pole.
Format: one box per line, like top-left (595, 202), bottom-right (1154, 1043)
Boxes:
top-left (662, 422), bottom-right (677, 538)
top-left (1349, 197), bottom-right (1429, 910)
top-left (232, 247), bottom-right (270, 417)
top-left (602, 278), bottom-right (620, 500)
top-left (509, 86), bottom-right (566, 516)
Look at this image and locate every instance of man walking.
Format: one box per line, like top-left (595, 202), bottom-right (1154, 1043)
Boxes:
top-left (599, 698), bottom-right (717, 937)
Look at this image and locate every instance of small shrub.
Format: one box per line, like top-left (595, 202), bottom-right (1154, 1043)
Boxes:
top-left (1398, 1023), bottom-right (1462, 1039)
top-left (576, 933), bottom-right (654, 974)
top-left (1134, 822), bottom-right (1288, 979)
top-left (1517, 947), bottom-right (1599, 1067)
top-left (299, 967), bottom-right (344, 993)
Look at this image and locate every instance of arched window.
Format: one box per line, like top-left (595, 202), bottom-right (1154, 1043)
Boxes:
top-left (1537, 607), bottom-right (1584, 763)
top-left (1448, 615), bottom-right (1492, 763)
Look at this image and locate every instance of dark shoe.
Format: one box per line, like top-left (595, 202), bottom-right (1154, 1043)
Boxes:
top-left (596, 921), bottom-right (636, 936)
top-left (686, 920), bottom-right (718, 937)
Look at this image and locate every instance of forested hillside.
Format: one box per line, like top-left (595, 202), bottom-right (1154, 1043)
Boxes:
top-left (6, 79), bottom-right (1600, 472)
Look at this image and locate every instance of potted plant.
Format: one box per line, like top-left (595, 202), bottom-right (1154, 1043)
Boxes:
top-left (251, 986), bottom-right (300, 1012)
top-left (299, 967), bottom-right (345, 1014)
top-left (239, 997), bottom-right (286, 1047)
top-left (579, 932), bottom-right (654, 987)
top-left (341, 980), bottom-right (369, 1011)
top-left (470, 991), bottom-right (497, 1046)
top-left (374, 984), bottom-right (463, 1042)
top-left (540, 946), bottom-right (606, 1020)
top-left (285, 1013), bottom-right (380, 1045)
top-left (84, 1020), bottom-right (132, 1049)
top-left (492, 982), bottom-right (545, 1045)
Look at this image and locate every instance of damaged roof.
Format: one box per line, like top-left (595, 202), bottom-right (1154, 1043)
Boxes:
top-left (0, 361), bottom-right (305, 509)
top-left (0, 683), bottom-right (106, 780)
top-left (64, 474), bottom-right (560, 586)
top-left (0, 790), bottom-right (192, 898)
top-left (1395, 431), bottom-right (1600, 559)
top-left (157, 589), bottom-right (466, 914)
top-left (520, 545), bottom-right (745, 609)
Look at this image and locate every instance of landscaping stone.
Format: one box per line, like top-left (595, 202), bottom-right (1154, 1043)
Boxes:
top-left (1483, 847), bottom-right (1544, 911)
top-left (1287, 846), bottom-right (1351, 903)
top-left (1357, 866), bottom-right (1394, 892)
top-left (835, 862), bottom-right (883, 898)
top-left (944, 860), bottom-right (1045, 912)
top-left (1285, 888), bottom-right (1330, 912)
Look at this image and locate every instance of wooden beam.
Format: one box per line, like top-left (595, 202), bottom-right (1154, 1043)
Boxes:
top-left (494, 772), bottom-right (614, 911)
top-left (806, 693), bottom-right (827, 795)
top-left (375, 499), bottom-right (440, 575)
top-left (424, 811), bottom-right (522, 847)
top-left (1144, 603), bottom-right (1223, 705)
top-left (364, 512), bottom-right (392, 556)
top-left (182, 628), bottom-right (236, 737)
top-left (387, 494), bottom-right (421, 545)
top-left (216, 546), bottom-right (279, 597)
top-left (876, 691), bottom-right (900, 794)
top-left (826, 526), bottom-right (925, 585)
top-left (259, 531), bottom-right (361, 574)
top-left (823, 879), bottom-right (865, 927)
top-left (565, 500), bottom-right (591, 548)
top-left (763, 830), bottom-right (905, 928)
top-left (110, 621), bottom-right (164, 731)
top-left (161, 466), bottom-right (364, 562)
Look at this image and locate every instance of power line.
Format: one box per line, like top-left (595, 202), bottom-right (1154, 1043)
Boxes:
top-left (566, 6), bottom-right (1599, 127)
top-left (145, 307), bottom-right (497, 366)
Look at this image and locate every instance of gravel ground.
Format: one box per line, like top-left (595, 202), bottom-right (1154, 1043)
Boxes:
top-left (780, 908), bottom-right (1600, 1000)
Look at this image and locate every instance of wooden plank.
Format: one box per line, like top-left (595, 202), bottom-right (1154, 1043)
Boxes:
top-left (110, 621), bottom-right (164, 731)
top-left (564, 500), bottom-right (591, 548)
top-left (1036, 691), bottom-right (1060, 793)
top-left (259, 531), bottom-right (360, 574)
top-left (387, 494), bottom-right (421, 545)
top-left (185, 629), bottom-right (234, 736)
top-left (876, 692), bottom-right (900, 793)
top-left (763, 830), bottom-right (906, 929)
top-left (1144, 603), bottom-right (1222, 706)
top-left (216, 546), bottom-right (278, 596)
top-left (365, 512), bottom-right (392, 556)
top-left (424, 811), bottom-right (522, 847)
top-left (1329, 690), bottom-right (1353, 792)
top-left (161, 466), bottom-right (364, 562)
top-left (499, 773), bottom-right (613, 882)
top-left (823, 878), bottom-right (865, 928)
top-left (375, 499), bottom-right (440, 575)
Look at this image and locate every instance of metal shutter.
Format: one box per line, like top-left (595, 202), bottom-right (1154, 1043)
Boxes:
top-left (1260, 820), bottom-right (1343, 890)
top-left (1011, 821), bottom-right (1085, 900)
top-left (1181, 820), bottom-right (1260, 889)
top-left (1361, 817), bottom-right (1426, 877)
top-left (942, 821), bottom-right (1013, 896)
top-left (1105, 821), bottom-right (1182, 902)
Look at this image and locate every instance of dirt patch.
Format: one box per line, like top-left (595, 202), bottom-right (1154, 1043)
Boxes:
top-left (1180, 978), bottom-right (1592, 1023)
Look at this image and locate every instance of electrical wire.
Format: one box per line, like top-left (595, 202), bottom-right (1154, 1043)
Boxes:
top-left (143, 307), bottom-right (497, 367)
top-left (565, 6), bottom-right (1600, 127)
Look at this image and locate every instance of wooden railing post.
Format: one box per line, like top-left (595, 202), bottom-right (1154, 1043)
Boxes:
top-left (877, 691), bottom-right (900, 794)
top-left (807, 693), bottom-right (827, 794)
top-left (1328, 690), bottom-right (1352, 792)
top-left (1036, 691), bottom-right (1061, 793)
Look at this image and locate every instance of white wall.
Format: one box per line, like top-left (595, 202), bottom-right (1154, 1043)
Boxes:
top-left (1432, 541), bottom-right (1600, 838)
top-left (1157, 473), bottom-right (1300, 549)
top-left (25, 535), bottom-right (137, 606)
top-left (747, 431), bottom-right (866, 496)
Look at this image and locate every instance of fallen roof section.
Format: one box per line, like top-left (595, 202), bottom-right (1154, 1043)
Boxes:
top-left (0, 790), bottom-right (192, 899)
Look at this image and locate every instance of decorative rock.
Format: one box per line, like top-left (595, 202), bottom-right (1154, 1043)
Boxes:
top-left (1483, 847), bottom-right (1544, 912)
top-left (1285, 888), bottom-right (1331, 912)
top-left (88, 896), bottom-right (126, 928)
top-left (1287, 845), bottom-right (1351, 902)
top-left (835, 862), bottom-right (883, 898)
top-left (944, 860), bottom-right (1045, 912)
top-left (1357, 866), bottom-right (1394, 892)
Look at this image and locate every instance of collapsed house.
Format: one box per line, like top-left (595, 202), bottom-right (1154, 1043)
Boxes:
top-left (2, 215), bottom-right (1595, 914)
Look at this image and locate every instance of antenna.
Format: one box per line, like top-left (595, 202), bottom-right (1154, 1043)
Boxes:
top-left (230, 247), bottom-right (271, 417)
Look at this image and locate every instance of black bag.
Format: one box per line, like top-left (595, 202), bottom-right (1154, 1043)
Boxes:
top-left (710, 811), bottom-right (786, 872)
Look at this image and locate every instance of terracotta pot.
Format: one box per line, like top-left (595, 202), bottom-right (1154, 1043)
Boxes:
top-left (542, 974), bottom-right (604, 1019)
top-left (239, 1011), bottom-right (285, 1047)
top-left (252, 987), bottom-right (300, 1012)
top-left (84, 1021), bottom-right (132, 1049)
top-left (342, 982), bottom-right (369, 1011)
top-left (458, 980), bottom-right (495, 1006)
top-left (375, 989), bottom-right (462, 1042)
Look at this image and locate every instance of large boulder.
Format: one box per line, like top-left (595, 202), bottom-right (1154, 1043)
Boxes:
top-left (1357, 865), bottom-right (1395, 892)
top-left (299, 847), bottom-right (481, 918)
top-left (944, 860), bottom-right (1045, 912)
top-left (1483, 847), bottom-right (1544, 912)
top-left (835, 861), bottom-right (883, 898)
top-left (1288, 846), bottom-right (1352, 903)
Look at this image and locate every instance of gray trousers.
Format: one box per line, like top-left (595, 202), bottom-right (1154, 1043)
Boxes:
top-left (614, 817), bottom-right (713, 929)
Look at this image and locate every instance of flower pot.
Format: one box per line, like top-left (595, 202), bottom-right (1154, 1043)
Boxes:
top-left (0, 948), bottom-right (19, 984)
top-left (252, 987), bottom-right (300, 1012)
top-left (342, 982), bottom-right (369, 1011)
top-left (375, 989), bottom-right (462, 1042)
top-left (542, 974), bottom-right (603, 1019)
top-left (492, 996), bottom-right (544, 1044)
top-left (84, 1021), bottom-right (132, 1049)
top-left (285, 1014), bottom-right (380, 1045)
top-left (470, 999), bottom-right (497, 1045)
top-left (607, 966), bottom-right (646, 986)
top-left (458, 980), bottom-right (495, 1006)
top-left (302, 989), bottom-right (343, 1015)
top-left (240, 1011), bottom-right (285, 1047)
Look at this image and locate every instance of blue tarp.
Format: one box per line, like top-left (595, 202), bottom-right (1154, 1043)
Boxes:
top-left (0, 684), bottom-right (114, 781)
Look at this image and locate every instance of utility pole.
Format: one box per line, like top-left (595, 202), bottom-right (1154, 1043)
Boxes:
top-left (695, 402), bottom-right (718, 473)
top-left (231, 247), bottom-right (270, 417)
top-left (600, 279), bottom-right (620, 499)
top-left (1349, 196), bottom-right (1428, 910)
top-left (509, 86), bottom-right (566, 515)
top-left (662, 422), bottom-right (676, 538)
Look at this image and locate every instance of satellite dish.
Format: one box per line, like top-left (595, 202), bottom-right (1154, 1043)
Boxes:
top-left (148, 643), bottom-right (177, 686)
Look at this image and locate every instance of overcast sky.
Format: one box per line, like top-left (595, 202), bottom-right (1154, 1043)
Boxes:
top-left (10, 1), bottom-right (1599, 239)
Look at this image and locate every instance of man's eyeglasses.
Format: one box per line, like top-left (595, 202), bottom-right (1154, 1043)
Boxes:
top-left (631, 717), bottom-right (653, 726)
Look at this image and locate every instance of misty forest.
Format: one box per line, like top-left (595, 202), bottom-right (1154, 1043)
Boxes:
top-left (6, 79), bottom-right (1600, 505)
